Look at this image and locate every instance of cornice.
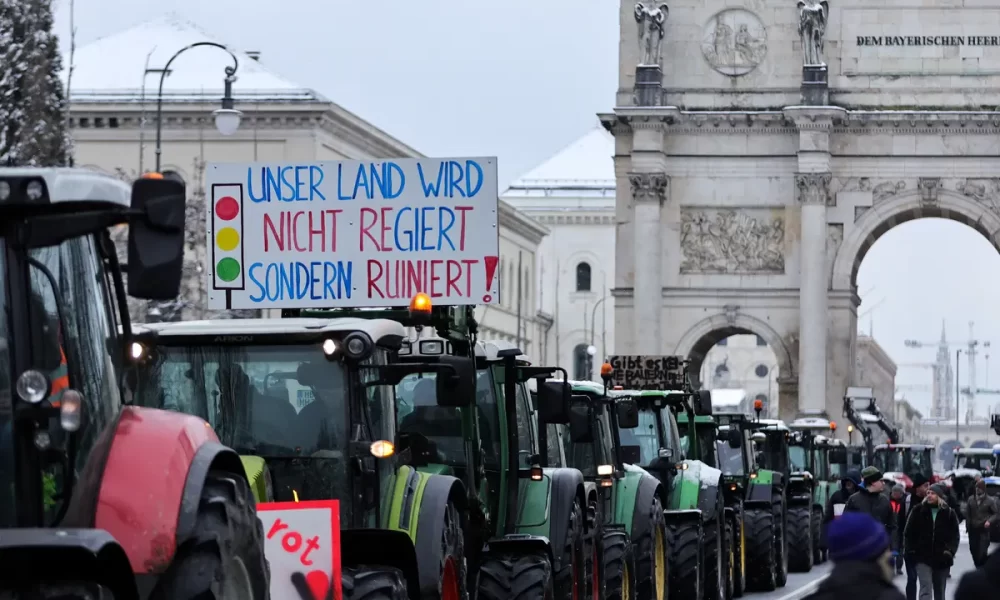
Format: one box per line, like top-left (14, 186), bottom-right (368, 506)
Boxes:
top-left (499, 201), bottom-right (549, 244)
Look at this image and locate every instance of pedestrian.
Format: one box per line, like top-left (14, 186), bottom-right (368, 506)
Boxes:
top-left (825, 469), bottom-right (861, 523)
top-left (964, 478), bottom-right (998, 567)
top-left (903, 483), bottom-right (960, 600)
top-left (845, 466), bottom-right (896, 539)
top-left (954, 545), bottom-right (1000, 600)
top-left (803, 511), bottom-right (904, 600)
top-left (890, 484), bottom-right (906, 574)
top-left (902, 474), bottom-right (931, 600)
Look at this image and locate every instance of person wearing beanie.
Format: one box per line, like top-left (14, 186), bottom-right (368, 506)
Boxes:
top-left (901, 473), bottom-right (932, 600)
top-left (845, 466), bottom-right (896, 546)
top-left (803, 512), bottom-right (904, 600)
top-left (903, 482), bottom-right (960, 600)
top-left (965, 477), bottom-right (998, 567)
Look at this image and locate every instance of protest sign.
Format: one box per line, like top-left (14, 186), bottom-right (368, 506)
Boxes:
top-left (607, 355), bottom-right (686, 390)
top-left (205, 158), bottom-right (499, 309)
top-left (258, 500), bottom-right (341, 600)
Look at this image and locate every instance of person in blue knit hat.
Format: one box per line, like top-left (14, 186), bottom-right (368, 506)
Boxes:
top-left (804, 512), bottom-right (905, 600)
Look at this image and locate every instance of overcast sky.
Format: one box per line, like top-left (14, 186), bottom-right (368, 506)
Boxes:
top-left (51, 1), bottom-right (1000, 418)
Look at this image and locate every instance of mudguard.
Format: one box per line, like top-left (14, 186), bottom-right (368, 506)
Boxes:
top-left (175, 441), bottom-right (247, 540)
top-left (786, 473), bottom-right (813, 506)
top-left (484, 534), bottom-right (553, 564)
top-left (662, 508), bottom-right (702, 525)
top-left (628, 472), bottom-right (663, 544)
top-left (517, 467), bottom-right (586, 573)
top-left (612, 464), bottom-right (648, 533)
top-left (71, 406), bottom-right (223, 575)
top-left (747, 470), bottom-right (775, 504)
top-left (386, 465), bottom-right (467, 599)
top-left (342, 529), bottom-right (421, 600)
top-left (0, 528), bottom-right (139, 600)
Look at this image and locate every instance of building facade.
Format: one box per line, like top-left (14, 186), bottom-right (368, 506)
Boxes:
top-left (503, 128), bottom-right (616, 377)
top-left (64, 15), bottom-right (546, 348)
top-left (894, 397), bottom-right (923, 444)
top-left (855, 335), bottom-right (898, 421)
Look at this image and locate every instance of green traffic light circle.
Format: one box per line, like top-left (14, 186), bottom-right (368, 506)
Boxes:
top-left (217, 257), bottom-right (241, 282)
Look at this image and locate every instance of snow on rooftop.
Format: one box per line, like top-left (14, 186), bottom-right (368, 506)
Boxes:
top-left (505, 127), bottom-right (615, 191)
top-left (65, 14), bottom-right (322, 103)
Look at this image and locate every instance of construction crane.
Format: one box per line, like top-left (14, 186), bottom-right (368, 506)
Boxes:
top-left (904, 320), bottom-right (991, 422)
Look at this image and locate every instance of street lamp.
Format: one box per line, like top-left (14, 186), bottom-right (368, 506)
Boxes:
top-left (847, 424), bottom-right (854, 444)
top-left (154, 42), bottom-right (242, 172)
top-left (586, 345), bottom-right (597, 379)
top-left (956, 348), bottom-right (962, 443)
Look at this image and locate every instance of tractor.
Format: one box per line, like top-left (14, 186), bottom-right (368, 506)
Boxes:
top-left (553, 379), bottom-right (670, 600)
top-left (612, 388), bottom-right (733, 600)
top-left (784, 417), bottom-right (838, 570)
top-left (0, 167), bottom-right (267, 598)
top-left (871, 444), bottom-right (934, 493)
top-left (713, 410), bottom-right (788, 593)
top-left (950, 447), bottom-right (994, 510)
top-left (125, 315), bottom-right (474, 600)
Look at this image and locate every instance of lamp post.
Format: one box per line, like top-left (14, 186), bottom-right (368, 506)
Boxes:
top-left (848, 424), bottom-right (854, 445)
top-left (956, 348), bottom-right (962, 444)
top-left (590, 296), bottom-right (608, 350)
top-left (154, 42), bottom-right (242, 172)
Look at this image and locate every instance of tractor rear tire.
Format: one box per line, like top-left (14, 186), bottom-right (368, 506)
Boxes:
top-left (344, 566), bottom-right (409, 600)
top-left (477, 553), bottom-right (553, 600)
top-left (787, 507), bottom-right (813, 573)
top-left (667, 519), bottom-right (701, 600)
top-left (430, 501), bottom-right (468, 600)
top-left (148, 470), bottom-right (269, 600)
top-left (744, 509), bottom-right (776, 593)
top-left (772, 494), bottom-right (788, 588)
top-left (723, 520), bottom-right (735, 600)
top-left (633, 496), bottom-right (667, 600)
top-left (811, 507), bottom-right (824, 565)
top-left (731, 513), bottom-right (745, 599)
top-left (601, 530), bottom-right (634, 600)
top-left (586, 500), bottom-right (602, 600)
top-left (704, 512), bottom-right (726, 600)
top-left (553, 500), bottom-right (584, 600)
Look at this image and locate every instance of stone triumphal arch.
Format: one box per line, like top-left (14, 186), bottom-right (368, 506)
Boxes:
top-left (605, 1), bottom-right (1000, 426)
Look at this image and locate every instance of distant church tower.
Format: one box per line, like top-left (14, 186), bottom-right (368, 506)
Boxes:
top-left (932, 321), bottom-right (954, 420)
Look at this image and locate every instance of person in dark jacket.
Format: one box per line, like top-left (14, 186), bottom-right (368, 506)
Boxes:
top-left (845, 466), bottom-right (896, 539)
top-left (902, 474), bottom-right (930, 600)
top-left (903, 483), bottom-right (960, 600)
top-left (825, 469), bottom-right (861, 523)
top-left (965, 478), bottom-right (998, 567)
top-left (955, 544), bottom-right (1000, 600)
top-left (890, 484), bottom-right (906, 574)
top-left (803, 511), bottom-right (905, 600)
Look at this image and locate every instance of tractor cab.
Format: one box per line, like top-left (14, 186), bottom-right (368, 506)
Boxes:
top-left (872, 444), bottom-right (935, 491)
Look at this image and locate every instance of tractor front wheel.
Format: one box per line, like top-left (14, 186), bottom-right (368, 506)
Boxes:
top-left (601, 530), bottom-right (634, 600)
top-left (731, 513), bottom-right (745, 599)
top-left (148, 470), bottom-right (269, 600)
top-left (744, 509), bottom-right (776, 593)
top-left (771, 494), bottom-right (788, 588)
top-left (553, 500), bottom-right (585, 600)
top-left (667, 519), bottom-right (701, 600)
top-left (704, 499), bottom-right (726, 600)
top-left (786, 506), bottom-right (813, 573)
top-left (344, 566), bottom-right (409, 600)
top-left (722, 520), bottom-right (734, 600)
top-left (478, 553), bottom-right (553, 600)
top-left (431, 502), bottom-right (468, 600)
top-left (633, 496), bottom-right (667, 600)
top-left (811, 507), bottom-right (825, 565)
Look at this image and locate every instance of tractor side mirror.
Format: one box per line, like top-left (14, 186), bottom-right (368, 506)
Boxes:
top-left (751, 432), bottom-right (768, 444)
top-left (434, 356), bottom-right (476, 407)
top-left (128, 176), bottom-right (186, 300)
top-left (828, 446), bottom-right (848, 465)
top-left (620, 445), bottom-right (642, 465)
top-left (536, 379), bottom-right (571, 424)
top-left (616, 399), bottom-right (640, 429)
top-left (727, 428), bottom-right (743, 449)
top-left (568, 401), bottom-right (594, 444)
top-left (695, 390), bottom-right (713, 416)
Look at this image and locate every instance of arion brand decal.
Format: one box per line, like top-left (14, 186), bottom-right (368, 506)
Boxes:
top-left (210, 183), bottom-right (246, 308)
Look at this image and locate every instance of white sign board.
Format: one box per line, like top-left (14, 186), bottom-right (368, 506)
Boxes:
top-left (258, 500), bottom-right (341, 600)
top-left (833, 503), bottom-right (846, 517)
top-left (205, 159), bottom-right (500, 309)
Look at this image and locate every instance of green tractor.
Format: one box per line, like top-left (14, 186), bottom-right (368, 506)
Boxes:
top-left (612, 388), bottom-right (732, 600)
top-left (552, 379), bottom-right (669, 600)
top-left (713, 412), bottom-right (788, 592)
top-left (784, 417), bottom-right (839, 570)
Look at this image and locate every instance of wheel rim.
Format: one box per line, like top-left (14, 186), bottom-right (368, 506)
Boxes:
top-left (622, 562), bottom-right (631, 600)
top-left (592, 546), bottom-right (600, 600)
top-left (654, 526), bottom-right (665, 600)
top-left (442, 556), bottom-right (459, 600)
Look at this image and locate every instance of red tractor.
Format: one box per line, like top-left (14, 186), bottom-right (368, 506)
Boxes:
top-left (0, 168), bottom-right (268, 598)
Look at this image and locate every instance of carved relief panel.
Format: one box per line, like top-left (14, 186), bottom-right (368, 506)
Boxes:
top-left (679, 208), bottom-right (785, 273)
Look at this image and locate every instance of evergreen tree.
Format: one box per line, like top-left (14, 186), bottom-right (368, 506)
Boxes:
top-left (0, 0), bottom-right (70, 167)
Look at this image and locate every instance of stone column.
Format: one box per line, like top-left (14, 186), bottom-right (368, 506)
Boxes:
top-left (795, 172), bottom-right (831, 415)
top-left (628, 172), bottom-right (668, 354)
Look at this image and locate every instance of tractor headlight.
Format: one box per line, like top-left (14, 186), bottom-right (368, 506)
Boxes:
top-left (597, 464), bottom-right (614, 476)
top-left (343, 333), bottom-right (373, 360)
top-left (16, 370), bottom-right (49, 404)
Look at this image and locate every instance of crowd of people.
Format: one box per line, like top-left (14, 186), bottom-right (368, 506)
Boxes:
top-left (805, 466), bottom-right (999, 600)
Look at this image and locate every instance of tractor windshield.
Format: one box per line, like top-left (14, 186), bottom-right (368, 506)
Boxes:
top-left (789, 445), bottom-right (808, 472)
top-left (617, 409), bottom-right (661, 466)
top-left (715, 440), bottom-right (745, 476)
top-left (130, 343), bottom-right (349, 457)
top-left (677, 419), bottom-right (716, 465)
top-left (955, 452), bottom-right (992, 472)
top-left (873, 447), bottom-right (933, 481)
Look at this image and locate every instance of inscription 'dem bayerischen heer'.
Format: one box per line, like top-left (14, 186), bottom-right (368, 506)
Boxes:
top-left (857, 35), bottom-right (1000, 47)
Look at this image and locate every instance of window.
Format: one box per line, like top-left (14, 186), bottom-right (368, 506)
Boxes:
top-left (575, 262), bottom-right (591, 292)
top-left (573, 344), bottom-right (589, 380)
top-left (617, 409), bottom-right (660, 465)
top-left (515, 383), bottom-right (534, 467)
top-left (718, 337), bottom-right (728, 346)
top-left (756, 335), bottom-right (767, 347)
top-left (499, 259), bottom-right (505, 305)
top-left (755, 364), bottom-right (770, 378)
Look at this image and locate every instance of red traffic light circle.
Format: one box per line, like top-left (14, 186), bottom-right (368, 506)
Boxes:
top-left (215, 196), bottom-right (240, 221)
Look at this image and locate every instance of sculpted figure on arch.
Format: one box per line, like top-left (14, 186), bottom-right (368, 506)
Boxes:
top-left (797, 0), bottom-right (829, 66)
top-left (634, 2), bottom-right (669, 66)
